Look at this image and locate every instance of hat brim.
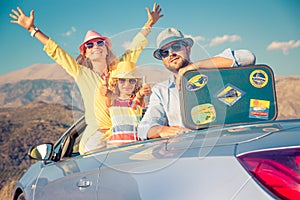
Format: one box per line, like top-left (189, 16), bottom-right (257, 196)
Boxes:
top-left (112, 72), bottom-right (142, 79)
top-left (153, 38), bottom-right (194, 60)
top-left (79, 36), bottom-right (112, 52)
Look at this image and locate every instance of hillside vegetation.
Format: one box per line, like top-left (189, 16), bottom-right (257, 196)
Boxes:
top-left (0, 101), bottom-right (83, 198)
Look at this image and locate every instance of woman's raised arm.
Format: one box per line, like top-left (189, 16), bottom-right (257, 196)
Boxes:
top-left (10, 7), bottom-right (49, 45)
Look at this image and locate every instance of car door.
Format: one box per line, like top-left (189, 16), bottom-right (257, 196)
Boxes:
top-left (97, 140), bottom-right (168, 200)
top-left (33, 150), bottom-right (108, 200)
top-left (26, 114), bottom-right (110, 200)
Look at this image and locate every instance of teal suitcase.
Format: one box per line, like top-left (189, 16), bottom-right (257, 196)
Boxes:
top-left (179, 65), bottom-right (277, 129)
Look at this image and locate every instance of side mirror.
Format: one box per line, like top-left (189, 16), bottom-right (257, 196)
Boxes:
top-left (28, 143), bottom-right (53, 160)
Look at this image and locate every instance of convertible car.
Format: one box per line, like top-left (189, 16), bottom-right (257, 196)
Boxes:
top-left (13, 65), bottom-right (300, 200)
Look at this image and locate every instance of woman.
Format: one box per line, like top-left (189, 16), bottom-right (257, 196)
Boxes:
top-left (9, 3), bottom-right (163, 154)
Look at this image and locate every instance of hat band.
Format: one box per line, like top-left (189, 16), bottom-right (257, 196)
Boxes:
top-left (158, 36), bottom-right (185, 49)
top-left (113, 71), bottom-right (140, 78)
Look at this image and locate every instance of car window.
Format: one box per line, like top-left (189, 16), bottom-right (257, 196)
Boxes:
top-left (52, 116), bottom-right (86, 160)
top-left (71, 132), bottom-right (82, 156)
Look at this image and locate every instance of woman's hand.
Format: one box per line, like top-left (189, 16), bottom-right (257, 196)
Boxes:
top-left (145, 3), bottom-right (164, 27)
top-left (10, 7), bottom-right (35, 30)
top-left (99, 84), bottom-right (109, 96)
top-left (99, 74), bottom-right (112, 96)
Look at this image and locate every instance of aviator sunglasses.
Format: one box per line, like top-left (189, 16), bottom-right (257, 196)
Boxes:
top-left (118, 78), bottom-right (137, 85)
top-left (158, 41), bottom-right (187, 59)
top-left (85, 40), bottom-right (105, 49)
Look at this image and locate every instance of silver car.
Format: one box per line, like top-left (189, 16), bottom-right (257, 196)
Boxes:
top-left (13, 66), bottom-right (300, 200)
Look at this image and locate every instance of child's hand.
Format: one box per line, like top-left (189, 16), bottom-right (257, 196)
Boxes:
top-left (140, 84), bottom-right (151, 97)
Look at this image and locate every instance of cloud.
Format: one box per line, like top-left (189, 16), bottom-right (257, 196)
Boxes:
top-left (267, 40), bottom-right (300, 55)
top-left (185, 34), bottom-right (206, 42)
top-left (63, 26), bottom-right (76, 37)
top-left (209, 35), bottom-right (241, 47)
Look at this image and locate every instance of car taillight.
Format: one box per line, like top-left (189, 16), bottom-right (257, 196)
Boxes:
top-left (237, 147), bottom-right (300, 200)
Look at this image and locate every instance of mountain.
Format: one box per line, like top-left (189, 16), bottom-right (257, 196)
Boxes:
top-left (0, 63), bottom-right (73, 85)
top-left (1, 63), bottom-right (300, 119)
top-left (1, 64), bottom-right (300, 119)
top-left (0, 64), bottom-right (171, 109)
top-left (0, 63), bottom-right (171, 85)
top-left (0, 79), bottom-right (84, 110)
top-left (275, 76), bottom-right (300, 119)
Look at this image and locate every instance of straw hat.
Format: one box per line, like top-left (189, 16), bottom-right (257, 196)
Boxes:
top-left (112, 61), bottom-right (141, 79)
top-left (153, 28), bottom-right (194, 60)
top-left (79, 30), bottom-right (112, 52)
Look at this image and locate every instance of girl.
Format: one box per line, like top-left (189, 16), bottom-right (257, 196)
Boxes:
top-left (107, 61), bottom-right (151, 147)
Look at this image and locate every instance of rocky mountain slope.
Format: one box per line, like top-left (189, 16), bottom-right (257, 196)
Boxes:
top-left (0, 101), bottom-right (83, 169)
top-left (0, 101), bottom-right (84, 197)
top-left (0, 79), bottom-right (84, 110)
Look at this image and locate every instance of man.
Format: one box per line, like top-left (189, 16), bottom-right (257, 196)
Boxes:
top-left (138, 27), bottom-right (256, 139)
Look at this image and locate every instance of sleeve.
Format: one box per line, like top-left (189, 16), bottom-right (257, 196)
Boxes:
top-left (43, 38), bottom-right (80, 78)
top-left (137, 86), bottom-right (167, 140)
top-left (119, 32), bottom-right (148, 63)
top-left (215, 48), bottom-right (256, 67)
top-left (131, 96), bottom-right (145, 108)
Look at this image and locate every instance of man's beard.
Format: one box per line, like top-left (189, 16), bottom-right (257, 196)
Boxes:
top-left (168, 58), bottom-right (190, 73)
top-left (180, 59), bottom-right (190, 69)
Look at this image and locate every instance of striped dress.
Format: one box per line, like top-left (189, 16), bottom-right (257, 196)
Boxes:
top-left (108, 97), bottom-right (143, 146)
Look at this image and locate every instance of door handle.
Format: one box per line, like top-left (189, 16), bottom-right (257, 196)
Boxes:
top-left (77, 177), bottom-right (92, 188)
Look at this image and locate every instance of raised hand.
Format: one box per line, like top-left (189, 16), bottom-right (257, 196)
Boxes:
top-left (139, 84), bottom-right (151, 97)
top-left (145, 2), bottom-right (164, 27)
top-left (10, 7), bottom-right (35, 30)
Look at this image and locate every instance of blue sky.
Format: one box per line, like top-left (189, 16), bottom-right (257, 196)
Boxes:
top-left (0, 0), bottom-right (299, 76)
